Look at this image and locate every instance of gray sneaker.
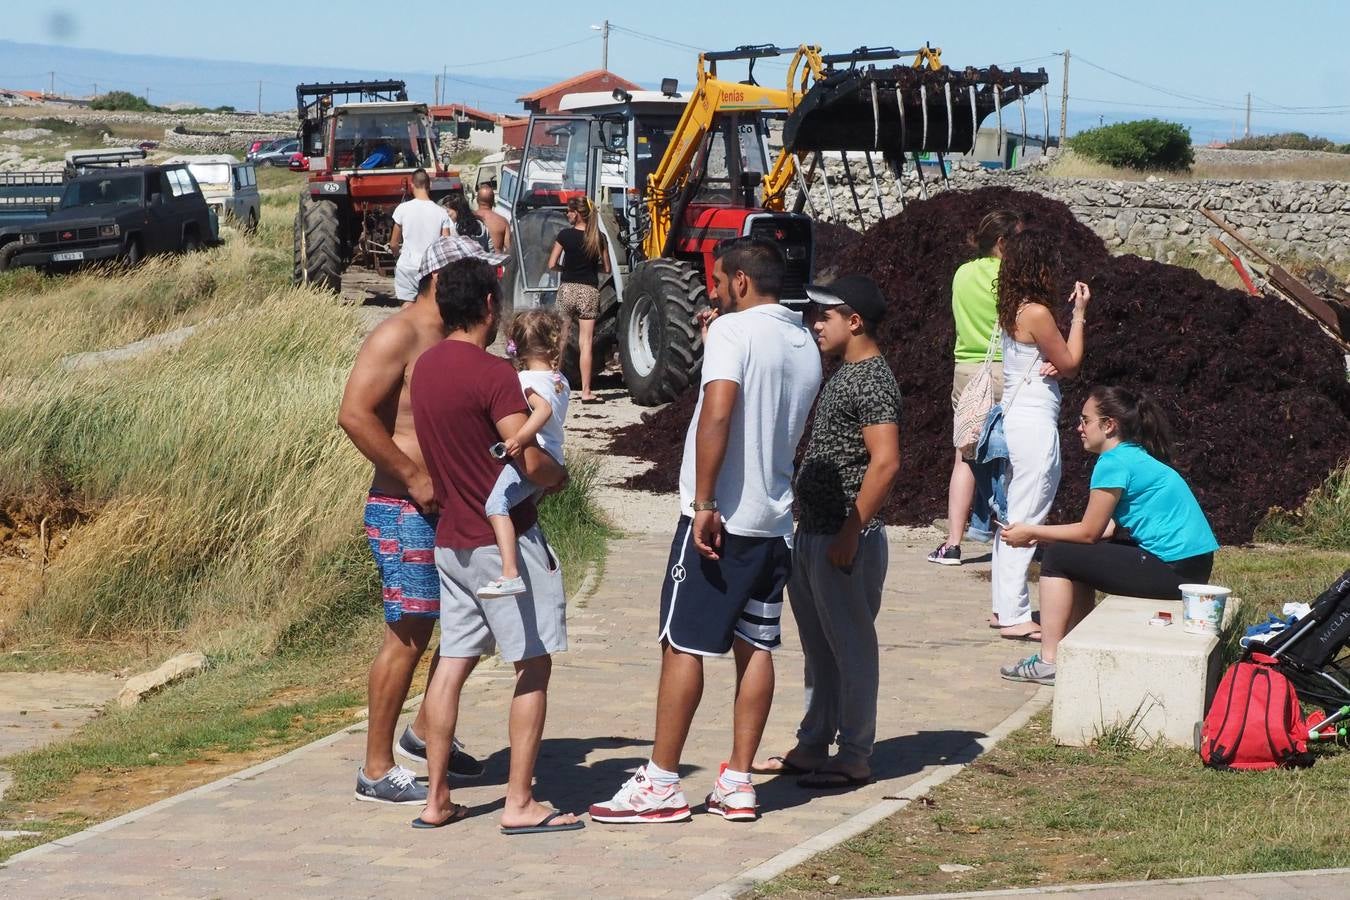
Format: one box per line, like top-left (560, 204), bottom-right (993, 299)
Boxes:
top-left (355, 764), bottom-right (427, 805)
top-left (396, 725), bottom-right (486, 778)
top-left (1000, 653), bottom-right (1056, 685)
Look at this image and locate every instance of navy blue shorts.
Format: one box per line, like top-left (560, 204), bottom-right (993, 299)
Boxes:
top-left (658, 516), bottom-right (792, 655)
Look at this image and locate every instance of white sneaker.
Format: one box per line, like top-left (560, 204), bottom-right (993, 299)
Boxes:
top-left (705, 765), bottom-right (758, 821)
top-left (477, 576), bottom-right (526, 599)
top-left (589, 766), bottom-right (692, 824)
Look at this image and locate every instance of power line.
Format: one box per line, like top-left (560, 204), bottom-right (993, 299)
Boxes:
top-left (439, 34), bottom-right (598, 69)
top-left (1072, 54), bottom-right (1241, 109)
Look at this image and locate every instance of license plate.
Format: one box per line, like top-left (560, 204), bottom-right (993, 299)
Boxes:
top-left (52, 250), bottom-right (84, 262)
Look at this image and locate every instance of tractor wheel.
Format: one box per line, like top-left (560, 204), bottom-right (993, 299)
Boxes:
top-left (618, 259), bottom-right (706, 406)
top-left (0, 242), bottom-right (20, 272)
top-left (244, 208), bottom-right (259, 234)
top-left (561, 279), bottom-right (618, 389)
top-left (293, 195), bottom-right (341, 292)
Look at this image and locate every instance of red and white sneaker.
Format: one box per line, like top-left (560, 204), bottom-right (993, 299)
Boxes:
top-left (589, 766), bottom-right (692, 824)
top-left (705, 765), bottom-right (758, 822)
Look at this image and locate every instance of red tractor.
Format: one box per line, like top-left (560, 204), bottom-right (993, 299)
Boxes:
top-left (292, 80), bottom-right (462, 292)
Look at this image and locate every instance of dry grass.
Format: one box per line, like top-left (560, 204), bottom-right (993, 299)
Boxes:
top-left (1044, 150), bottom-right (1350, 182)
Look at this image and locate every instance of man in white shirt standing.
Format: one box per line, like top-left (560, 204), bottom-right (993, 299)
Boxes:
top-left (389, 169), bottom-right (452, 303)
top-left (591, 238), bottom-right (822, 825)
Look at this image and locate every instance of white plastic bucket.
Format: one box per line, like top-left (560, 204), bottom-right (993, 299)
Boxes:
top-left (1179, 583), bottom-right (1231, 635)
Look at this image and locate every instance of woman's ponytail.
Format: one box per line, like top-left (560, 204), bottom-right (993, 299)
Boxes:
top-left (1090, 385), bottom-right (1176, 463)
top-left (1132, 395), bottom-right (1175, 463)
top-left (569, 197), bottom-right (605, 262)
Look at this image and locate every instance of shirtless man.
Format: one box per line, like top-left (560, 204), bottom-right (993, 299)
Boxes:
top-left (474, 185), bottom-right (511, 254)
top-left (339, 235), bottom-right (505, 804)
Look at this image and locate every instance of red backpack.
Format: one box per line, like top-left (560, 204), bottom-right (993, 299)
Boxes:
top-left (1199, 652), bottom-right (1314, 771)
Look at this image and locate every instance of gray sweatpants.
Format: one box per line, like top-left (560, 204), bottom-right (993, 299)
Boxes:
top-left (787, 527), bottom-right (888, 764)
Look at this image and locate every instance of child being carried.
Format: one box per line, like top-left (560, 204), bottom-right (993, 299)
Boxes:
top-left (479, 309), bottom-right (571, 599)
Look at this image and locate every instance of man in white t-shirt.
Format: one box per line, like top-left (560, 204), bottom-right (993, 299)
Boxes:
top-left (389, 169), bottom-right (452, 302)
top-left (591, 238), bottom-right (822, 825)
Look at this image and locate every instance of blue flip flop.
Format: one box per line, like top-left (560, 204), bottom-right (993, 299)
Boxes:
top-left (500, 810), bottom-right (585, 835)
top-left (410, 804), bottom-right (469, 829)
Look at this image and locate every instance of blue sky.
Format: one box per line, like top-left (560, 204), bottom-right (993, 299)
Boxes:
top-left (5, 1), bottom-right (1349, 141)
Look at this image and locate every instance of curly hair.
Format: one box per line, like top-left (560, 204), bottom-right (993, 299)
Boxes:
top-left (995, 228), bottom-right (1062, 334)
top-left (506, 308), bottom-right (563, 373)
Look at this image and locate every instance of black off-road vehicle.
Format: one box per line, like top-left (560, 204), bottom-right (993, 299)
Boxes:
top-left (12, 158), bottom-right (217, 272)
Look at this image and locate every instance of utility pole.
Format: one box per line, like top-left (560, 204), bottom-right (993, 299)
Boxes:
top-left (441, 65), bottom-right (447, 104)
top-left (1244, 92), bottom-right (1251, 137)
top-left (257, 80), bottom-right (262, 114)
top-left (1058, 49), bottom-right (1069, 148)
top-left (434, 75), bottom-right (440, 106)
top-left (48, 71), bottom-right (55, 97)
top-left (603, 20), bottom-right (610, 71)
top-left (93, 82), bottom-right (97, 98)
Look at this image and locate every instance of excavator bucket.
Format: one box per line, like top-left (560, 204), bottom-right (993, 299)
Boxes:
top-left (784, 50), bottom-right (1050, 157)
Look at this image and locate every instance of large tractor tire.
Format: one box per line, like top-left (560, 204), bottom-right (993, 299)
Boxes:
top-left (293, 195), bottom-right (341, 292)
top-left (561, 279), bottom-right (618, 388)
top-left (618, 259), bottom-right (706, 406)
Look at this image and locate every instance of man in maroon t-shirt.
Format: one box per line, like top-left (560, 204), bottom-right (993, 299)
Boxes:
top-left (408, 257), bottom-right (582, 834)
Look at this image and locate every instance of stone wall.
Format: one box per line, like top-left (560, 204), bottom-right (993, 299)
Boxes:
top-left (795, 157), bottom-right (1350, 261)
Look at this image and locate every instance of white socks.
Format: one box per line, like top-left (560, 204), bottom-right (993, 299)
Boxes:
top-left (720, 767), bottom-right (751, 785)
top-left (645, 761), bottom-right (680, 786)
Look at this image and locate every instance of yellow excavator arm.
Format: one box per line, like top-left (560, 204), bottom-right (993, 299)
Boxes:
top-left (642, 45), bottom-right (823, 259)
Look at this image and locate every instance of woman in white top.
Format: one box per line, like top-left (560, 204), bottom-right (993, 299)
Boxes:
top-left (990, 230), bottom-right (1091, 640)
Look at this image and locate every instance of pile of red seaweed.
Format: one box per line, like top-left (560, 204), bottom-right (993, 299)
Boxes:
top-left (611, 187), bottom-right (1350, 543)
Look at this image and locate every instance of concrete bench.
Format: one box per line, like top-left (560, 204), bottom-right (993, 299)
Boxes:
top-left (1051, 595), bottom-right (1222, 748)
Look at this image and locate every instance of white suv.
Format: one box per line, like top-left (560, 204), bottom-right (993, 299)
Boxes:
top-left (167, 155), bottom-right (261, 233)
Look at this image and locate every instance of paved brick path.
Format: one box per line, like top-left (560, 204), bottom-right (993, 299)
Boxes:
top-left (2, 532), bottom-right (1037, 898)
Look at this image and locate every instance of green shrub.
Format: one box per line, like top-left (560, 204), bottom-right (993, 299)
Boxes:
top-left (90, 90), bottom-right (160, 113)
top-left (1068, 118), bottom-right (1194, 171)
top-left (1227, 132), bottom-right (1350, 153)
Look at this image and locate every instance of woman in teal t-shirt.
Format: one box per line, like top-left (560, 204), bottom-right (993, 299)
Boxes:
top-left (997, 385), bottom-right (1218, 685)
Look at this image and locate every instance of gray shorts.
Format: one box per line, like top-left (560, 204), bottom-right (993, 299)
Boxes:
top-left (434, 525), bottom-right (567, 662)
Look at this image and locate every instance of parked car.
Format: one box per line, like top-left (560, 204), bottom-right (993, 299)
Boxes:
top-left (165, 154), bottom-right (261, 232)
top-left (11, 163), bottom-right (217, 272)
top-left (0, 148), bottom-right (148, 270)
top-left (252, 139), bottom-right (300, 167)
top-left (245, 136), bottom-right (285, 159)
top-left (0, 171), bottom-right (65, 270)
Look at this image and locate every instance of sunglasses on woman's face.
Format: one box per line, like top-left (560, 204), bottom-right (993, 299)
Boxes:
top-left (1078, 415), bottom-right (1110, 426)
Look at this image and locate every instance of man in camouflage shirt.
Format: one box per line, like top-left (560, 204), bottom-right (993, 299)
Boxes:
top-left (755, 274), bottom-right (902, 787)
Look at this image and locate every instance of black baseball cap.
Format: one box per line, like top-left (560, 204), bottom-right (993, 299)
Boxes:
top-left (804, 275), bottom-right (889, 325)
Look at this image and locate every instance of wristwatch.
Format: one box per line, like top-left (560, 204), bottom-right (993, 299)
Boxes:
top-left (691, 499), bottom-right (719, 512)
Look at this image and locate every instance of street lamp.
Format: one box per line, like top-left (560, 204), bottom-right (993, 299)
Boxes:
top-left (591, 21), bottom-right (610, 71)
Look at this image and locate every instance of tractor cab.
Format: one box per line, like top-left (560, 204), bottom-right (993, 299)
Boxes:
top-left (325, 103), bottom-right (437, 173)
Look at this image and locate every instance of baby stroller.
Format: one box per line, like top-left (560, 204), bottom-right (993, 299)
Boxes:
top-left (1261, 569), bottom-right (1350, 742)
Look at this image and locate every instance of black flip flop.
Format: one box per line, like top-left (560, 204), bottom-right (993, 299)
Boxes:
top-left (1000, 631), bottom-right (1043, 642)
top-left (751, 755), bottom-right (816, 777)
top-left (797, 770), bottom-right (871, 789)
top-left (410, 803), bottom-right (469, 829)
top-left (500, 810), bottom-right (585, 835)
